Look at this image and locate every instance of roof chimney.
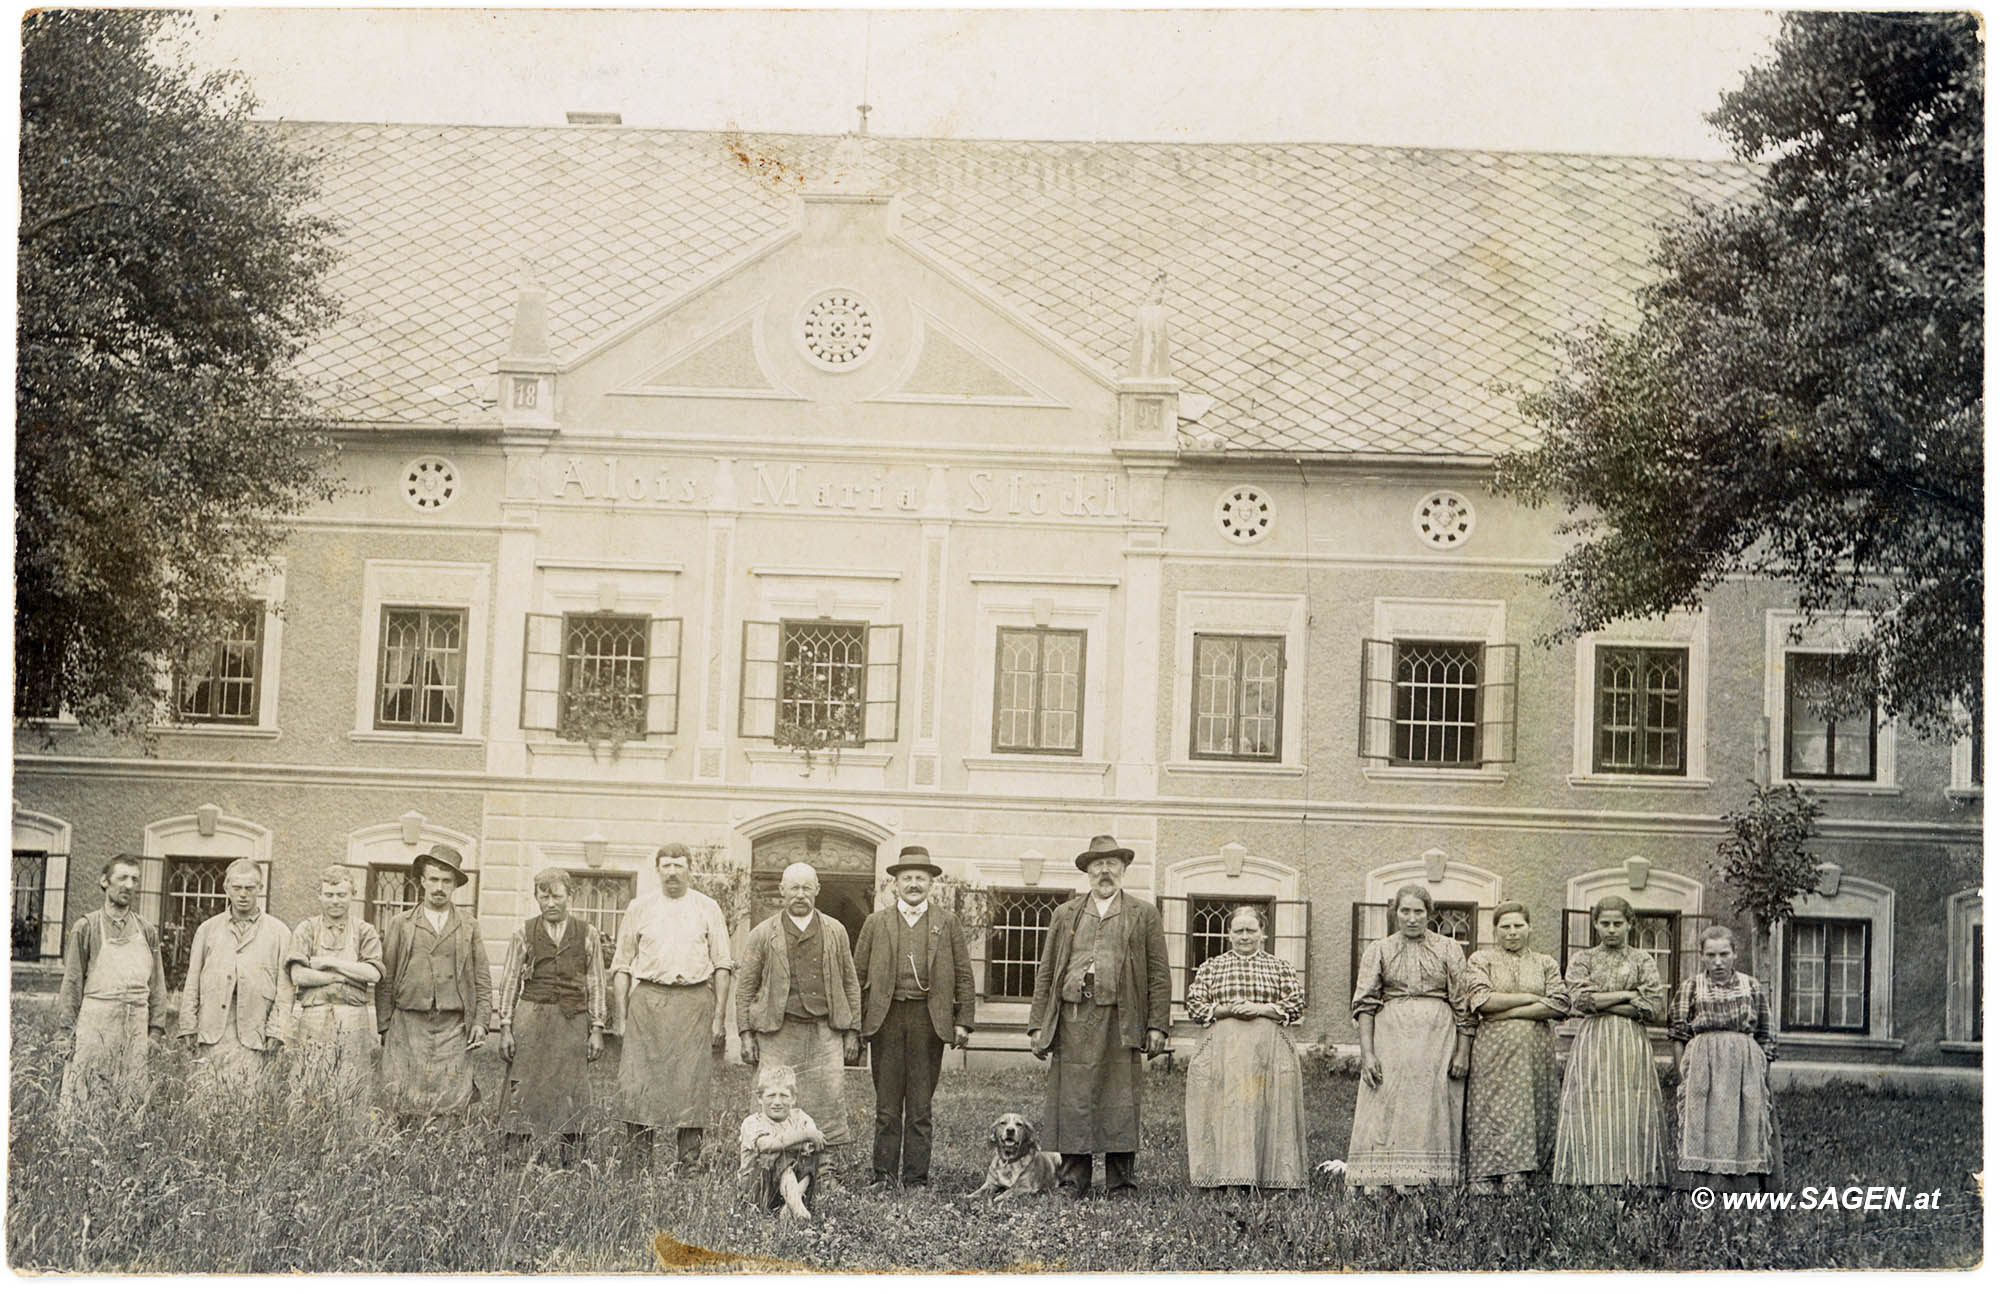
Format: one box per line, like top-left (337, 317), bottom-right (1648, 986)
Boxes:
top-left (565, 111), bottom-right (621, 126)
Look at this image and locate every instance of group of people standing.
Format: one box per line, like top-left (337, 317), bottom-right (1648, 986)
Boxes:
top-left (52, 841), bottom-right (1779, 1208)
top-left (1339, 885), bottom-right (1780, 1196)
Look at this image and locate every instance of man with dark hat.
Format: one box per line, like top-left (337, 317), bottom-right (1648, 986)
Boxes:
top-left (1028, 834), bottom-right (1170, 1196)
top-left (854, 844), bottom-right (975, 1189)
top-left (376, 843), bottom-right (492, 1125)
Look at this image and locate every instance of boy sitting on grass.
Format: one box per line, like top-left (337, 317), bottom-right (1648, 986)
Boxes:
top-left (737, 1064), bottom-right (825, 1220)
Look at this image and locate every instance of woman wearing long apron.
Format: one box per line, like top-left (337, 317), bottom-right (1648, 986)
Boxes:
top-left (1347, 884), bottom-right (1473, 1193)
top-left (1669, 926), bottom-right (1780, 1191)
top-left (1183, 906), bottom-right (1308, 1190)
top-left (1553, 896), bottom-right (1667, 1187)
top-left (1463, 902), bottom-right (1568, 1193)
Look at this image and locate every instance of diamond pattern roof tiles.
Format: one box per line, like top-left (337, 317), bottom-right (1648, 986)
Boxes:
top-left (276, 122), bottom-right (1753, 456)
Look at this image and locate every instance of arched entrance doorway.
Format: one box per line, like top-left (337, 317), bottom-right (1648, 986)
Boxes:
top-left (748, 828), bottom-right (878, 950)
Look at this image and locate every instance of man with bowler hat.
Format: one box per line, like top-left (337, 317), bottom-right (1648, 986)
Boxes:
top-left (854, 845), bottom-right (975, 1189)
top-left (1028, 834), bottom-right (1169, 1196)
top-left (376, 843), bottom-right (492, 1125)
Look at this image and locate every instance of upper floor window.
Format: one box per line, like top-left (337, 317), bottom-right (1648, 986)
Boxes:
top-left (1593, 646), bottom-right (1688, 775)
top-left (520, 613), bottom-right (682, 743)
top-left (1784, 652), bottom-right (1877, 781)
top-left (1360, 639), bottom-right (1519, 767)
top-left (174, 603), bottom-right (264, 725)
top-left (1191, 633), bottom-right (1284, 761)
top-left (1781, 916), bottom-right (1870, 1033)
top-left (740, 619), bottom-right (902, 744)
top-left (993, 628), bottom-right (1084, 755)
top-left (376, 606), bottom-right (466, 732)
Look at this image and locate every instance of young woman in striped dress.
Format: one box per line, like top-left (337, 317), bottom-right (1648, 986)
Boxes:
top-left (1553, 896), bottom-right (1667, 1187)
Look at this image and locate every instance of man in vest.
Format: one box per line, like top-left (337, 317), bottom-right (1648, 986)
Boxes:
top-left (376, 844), bottom-right (492, 1125)
top-left (1028, 834), bottom-right (1170, 1197)
top-left (736, 861), bottom-right (862, 1147)
top-left (855, 845), bottom-right (975, 1190)
top-left (177, 857), bottom-right (292, 1106)
top-left (497, 866), bottom-right (608, 1164)
top-left (55, 854), bottom-right (168, 1125)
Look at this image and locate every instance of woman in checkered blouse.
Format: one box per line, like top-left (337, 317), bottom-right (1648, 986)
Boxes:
top-left (1668, 926), bottom-right (1780, 1190)
top-left (1182, 906), bottom-right (1308, 1190)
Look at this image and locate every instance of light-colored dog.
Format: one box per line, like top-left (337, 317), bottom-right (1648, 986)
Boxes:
top-left (964, 1113), bottom-right (1064, 1202)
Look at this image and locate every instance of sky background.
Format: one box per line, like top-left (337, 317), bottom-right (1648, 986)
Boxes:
top-left (174, 5), bottom-right (1788, 160)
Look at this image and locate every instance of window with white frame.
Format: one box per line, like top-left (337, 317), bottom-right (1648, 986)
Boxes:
top-left (993, 627), bottom-right (1084, 755)
top-left (1765, 613), bottom-right (1896, 788)
top-left (1945, 889), bottom-right (1981, 1044)
top-left (1191, 633), bottom-right (1284, 761)
top-left (1360, 601), bottom-right (1517, 769)
top-left (740, 619), bottom-right (902, 745)
top-left (353, 560), bottom-right (487, 742)
top-left (566, 870), bottom-right (637, 962)
top-left (1784, 652), bottom-right (1877, 781)
top-left (173, 603), bottom-right (265, 725)
top-left (1170, 593), bottom-right (1306, 771)
top-left (1781, 917), bottom-right (1870, 1033)
top-left (1594, 646), bottom-right (1689, 775)
top-left (1772, 871), bottom-right (1895, 1040)
top-left (521, 612), bottom-right (682, 741)
top-left (376, 606), bottom-right (467, 731)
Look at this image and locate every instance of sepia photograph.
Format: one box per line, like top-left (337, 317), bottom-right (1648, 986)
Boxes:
top-left (6, 3), bottom-right (1985, 1275)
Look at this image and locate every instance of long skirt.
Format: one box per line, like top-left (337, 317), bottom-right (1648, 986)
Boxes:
top-left (1184, 1017), bottom-right (1307, 1188)
top-left (506, 999), bottom-right (594, 1136)
top-left (381, 1009), bottom-right (479, 1117)
top-left (59, 998), bottom-right (153, 1124)
top-left (1043, 1001), bottom-right (1141, 1153)
top-left (1465, 1017), bottom-right (1560, 1179)
top-left (1554, 1014), bottom-right (1665, 1185)
top-left (618, 982), bottom-right (714, 1129)
top-left (1677, 1031), bottom-right (1777, 1177)
top-left (1346, 997), bottom-right (1463, 1186)
top-left (757, 1018), bottom-right (852, 1145)
top-left (287, 1002), bottom-right (378, 1125)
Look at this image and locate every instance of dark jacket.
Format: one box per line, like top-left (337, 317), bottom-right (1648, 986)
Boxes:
top-left (735, 910), bottom-right (862, 1034)
top-left (1027, 892), bottom-right (1170, 1052)
top-left (376, 906), bottom-right (493, 1034)
top-left (855, 904), bottom-right (976, 1042)
top-left (56, 909), bottom-right (168, 1034)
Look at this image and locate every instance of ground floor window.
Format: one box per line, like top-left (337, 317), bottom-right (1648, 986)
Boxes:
top-left (1350, 900), bottom-right (1482, 988)
top-left (1182, 894), bottom-right (1275, 974)
top-left (11, 850), bottom-right (49, 961)
top-left (565, 870), bottom-right (637, 961)
top-left (1562, 908), bottom-right (1701, 990)
top-left (158, 856), bottom-right (233, 983)
top-left (1782, 917), bottom-right (1871, 1033)
top-left (985, 888), bottom-right (1066, 1000)
top-left (365, 861), bottom-right (478, 928)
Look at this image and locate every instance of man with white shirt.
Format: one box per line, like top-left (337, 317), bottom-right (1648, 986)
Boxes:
top-left (1028, 834), bottom-right (1170, 1197)
top-left (736, 862), bottom-right (862, 1148)
top-left (376, 843), bottom-right (492, 1125)
top-left (854, 845), bottom-right (975, 1190)
top-left (610, 842), bottom-right (735, 1171)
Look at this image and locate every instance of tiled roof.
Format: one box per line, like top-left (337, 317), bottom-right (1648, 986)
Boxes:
top-left (283, 123), bottom-right (1755, 457)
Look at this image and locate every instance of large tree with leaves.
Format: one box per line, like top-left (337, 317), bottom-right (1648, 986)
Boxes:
top-left (1498, 11), bottom-right (1981, 740)
top-left (16, 9), bottom-right (342, 733)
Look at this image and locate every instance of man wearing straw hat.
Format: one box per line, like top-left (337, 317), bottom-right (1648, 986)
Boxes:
top-left (376, 843), bottom-right (492, 1125)
top-left (854, 844), bottom-right (975, 1190)
top-left (1028, 834), bottom-right (1170, 1196)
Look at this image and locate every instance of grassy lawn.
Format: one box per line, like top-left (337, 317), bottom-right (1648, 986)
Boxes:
top-left (5, 1001), bottom-right (1981, 1272)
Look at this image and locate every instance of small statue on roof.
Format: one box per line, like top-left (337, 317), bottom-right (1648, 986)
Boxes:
top-left (1125, 270), bottom-right (1173, 381)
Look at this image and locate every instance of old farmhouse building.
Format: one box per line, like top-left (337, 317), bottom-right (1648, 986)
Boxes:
top-left (12, 122), bottom-right (1983, 1083)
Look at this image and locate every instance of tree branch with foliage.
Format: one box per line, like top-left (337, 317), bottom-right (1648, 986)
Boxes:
top-left (16, 10), bottom-right (344, 733)
top-left (1714, 781), bottom-right (1823, 979)
top-left (1497, 12), bottom-right (1981, 741)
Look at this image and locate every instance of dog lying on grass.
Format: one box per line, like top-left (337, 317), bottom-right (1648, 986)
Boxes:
top-left (964, 1113), bottom-right (1064, 1202)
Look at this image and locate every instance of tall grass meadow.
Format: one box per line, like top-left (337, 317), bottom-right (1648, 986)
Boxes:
top-left (5, 1000), bottom-right (1980, 1272)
